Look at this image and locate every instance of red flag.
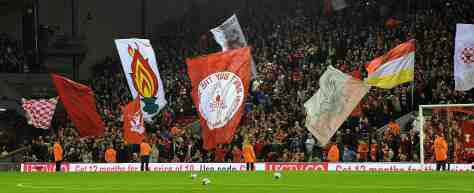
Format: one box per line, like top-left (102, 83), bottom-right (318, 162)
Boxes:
top-left (187, 47), bottom-right (251, 150)
top-left (460, 120), bottom-right (474, 159)
top-left (323, 0), bottom-right (333, 16)
top-left (51, 74), bottom-right (105, 137)
top-left (350, 70), bottom-right (363, 116)
top-left (122, 97), bottom-right (146, 144)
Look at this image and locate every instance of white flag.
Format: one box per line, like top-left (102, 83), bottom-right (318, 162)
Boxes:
top-left (331, 0), bottom-right (347, 11)
top-left (115, 39), bottom-right (167, 122)
top-left (454, 24), bottom-right (474, 91)
top-left (304, 66), bottom-right (370, 146)
top-left (211, 14), bottom-right (257, 79)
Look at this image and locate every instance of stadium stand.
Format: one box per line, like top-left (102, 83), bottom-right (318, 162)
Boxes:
top-left (13, 0), bottom-right (474, 165)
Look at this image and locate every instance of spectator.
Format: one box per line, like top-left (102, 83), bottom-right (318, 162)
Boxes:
top-left (105, 144), bottom-right (117, 163)
top-left (304, 133), bottom-right (315, 161)
top-left (232, 146), bottom-right (243, 163)
top-left (150, 145), bottom-right (159, 163)
top-left (343, 146), bottom-right (356, 162)
top-left (1, 146), bottom-right (7, 156)
top-left (328, 143), bottom-right (339, 162)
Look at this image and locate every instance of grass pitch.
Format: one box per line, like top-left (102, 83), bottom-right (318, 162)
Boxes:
top-left (2, 171), bottom-right (473, 193)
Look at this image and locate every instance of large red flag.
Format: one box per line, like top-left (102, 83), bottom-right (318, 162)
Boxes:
top-left (187, 47), bottom-right (251, 150)
top-left (51, 74), bottom-right (105, 137)
top-left (122, 97), bottom-right (146, 144)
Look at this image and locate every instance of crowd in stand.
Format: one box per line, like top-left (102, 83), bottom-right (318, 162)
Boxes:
top-left (0, 33), bottom-right (26, 73)
top-left (415, 0), bottom-right (474, 163)
top-left (21, 1), bottom-right (474, 164)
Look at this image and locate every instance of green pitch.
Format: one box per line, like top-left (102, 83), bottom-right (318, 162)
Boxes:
top-left (1, 172), bottom-right (473, 193)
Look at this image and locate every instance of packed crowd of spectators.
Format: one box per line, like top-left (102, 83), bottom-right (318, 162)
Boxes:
top-left (415, 0), bottom-right (474, 163)
top-left (0, 33), bottom-right (26, 73)
top-left (22, 0), bottom-right (474, 164)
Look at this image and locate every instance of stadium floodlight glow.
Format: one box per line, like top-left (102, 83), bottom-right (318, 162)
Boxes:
top-left (0, 108), bottom-right (6, 112)
top-left (418, 104), bottom-right (474, 166)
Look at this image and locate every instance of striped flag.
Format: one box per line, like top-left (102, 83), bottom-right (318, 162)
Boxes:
top-left (365, 39), bottom-right (415, 89)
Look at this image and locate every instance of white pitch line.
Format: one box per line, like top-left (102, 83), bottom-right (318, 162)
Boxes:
top-left (14, 183), bottom-right (474, 192)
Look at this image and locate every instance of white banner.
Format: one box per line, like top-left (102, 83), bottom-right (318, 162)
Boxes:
top-left (454, 24), bottom-right (474, 91)
top-left (211, 14), bottom-right (257, 78)
top-left (21, 163), bottom-right (261, 172)
top-left (304, 66), bottom-right (370, 146)
top-left (21, 162), bottom-right (472, 172)
top-left (115, 39), bottom-right (167, 121)
top-left (328, 163), bottom-right (472, 172)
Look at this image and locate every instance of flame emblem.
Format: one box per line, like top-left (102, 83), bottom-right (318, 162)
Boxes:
top-left (128, 43), bottom-right (160, 114)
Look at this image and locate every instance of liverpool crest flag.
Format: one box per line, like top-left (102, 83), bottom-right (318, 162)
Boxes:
top-left (122, 97), bottom-right (146, 144)
top-left (115, 39), bottom-right (167, 122)
top-left (187, 47), bottom-right (251, 150)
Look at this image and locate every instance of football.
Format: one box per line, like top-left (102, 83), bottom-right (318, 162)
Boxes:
top-left (274, 172), bottom-right (282, 179)
top-left (191, 173), bottom-right (197, 180)
top-left (202, 177), bottom-right (211, 185)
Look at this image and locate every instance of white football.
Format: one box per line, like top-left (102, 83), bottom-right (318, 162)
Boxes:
top-left (202, 177), bottom-right (211, 185)
top-left (274, 172), bottom-right (282, 179)
top-left (191, 173), bottom-right (197, 180)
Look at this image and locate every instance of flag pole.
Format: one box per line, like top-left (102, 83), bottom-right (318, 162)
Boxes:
top-left (411, 81), bottom-right (414, 110)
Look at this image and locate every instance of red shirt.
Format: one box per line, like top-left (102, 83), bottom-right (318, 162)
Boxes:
top-left (232, 148), bottom-right (242, 162)
top-left (255, 140), bottom-right (265, 155)
top-left (215, 148), bottom-right (226, 162)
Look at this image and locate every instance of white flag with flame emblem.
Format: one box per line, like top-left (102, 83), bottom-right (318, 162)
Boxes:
top-left (115, 39), bottom-right (167, 122)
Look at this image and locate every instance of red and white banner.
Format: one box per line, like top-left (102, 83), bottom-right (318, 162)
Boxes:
top-left (21, 162), bottom-right (70, 172)
top-left (21, 162), bottom-right (472, 173)
top-left (329, 163), bottom-right (472, 172)
top-left (265, 163), bottom-right (328, 171)
top-left (21, 163), bottom-right (250, 172)
top-left (187, 47), bottom-right (252, 150)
